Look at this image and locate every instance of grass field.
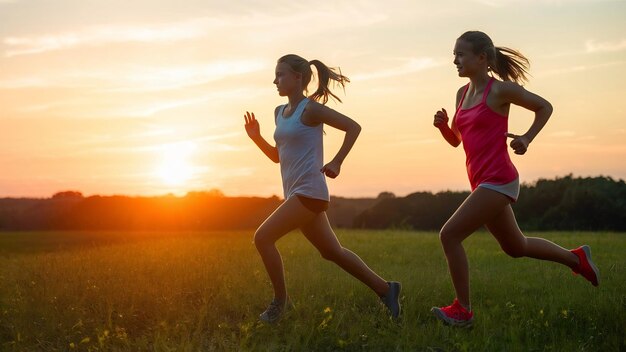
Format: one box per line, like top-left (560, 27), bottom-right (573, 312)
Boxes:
top-left (0, 230), bottom-right (624, 351)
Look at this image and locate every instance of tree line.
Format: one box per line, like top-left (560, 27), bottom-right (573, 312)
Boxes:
top-left (0, 175), bottom-right (623, 232)
top-left (354, 175), bottom-right (626, 231)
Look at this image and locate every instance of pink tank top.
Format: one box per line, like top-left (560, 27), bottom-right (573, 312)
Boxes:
top-left (454, 78), bottom-right (518, 190)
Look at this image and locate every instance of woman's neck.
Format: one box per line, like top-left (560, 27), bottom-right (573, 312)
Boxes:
top-left (287, 93), bottom-right (306, 108)
top-left (468, 72), bottom-right (492, 93)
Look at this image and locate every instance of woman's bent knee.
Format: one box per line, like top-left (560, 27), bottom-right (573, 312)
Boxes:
top-left (254, 228), bottom-right (273, 249)
top-left (439, 227), bottom-right (460, 248)
top-left (501, 240), bottom-right (526, 258)
top-left (320, 247), bottom-right (344, 262)
top-left (502, 245), bottom-right (525, 258)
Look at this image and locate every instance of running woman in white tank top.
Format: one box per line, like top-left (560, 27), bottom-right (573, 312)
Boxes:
top-left (244, 54), bottom-right (401, 323)
top-left (274, 97), bottom-right (328, 203)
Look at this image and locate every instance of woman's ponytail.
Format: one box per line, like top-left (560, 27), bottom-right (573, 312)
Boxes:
top-left (458, 31), bottom-right (530, 84)
top-left (277, 54), bottom-right (350, 104)
top-left (493, 46), bottom-right (530, 84)
top-left (309, 60), bottom-right (350, 104)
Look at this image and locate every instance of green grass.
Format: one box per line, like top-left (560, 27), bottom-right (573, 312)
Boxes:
top-left (0, 230), bottom-right (624, 351)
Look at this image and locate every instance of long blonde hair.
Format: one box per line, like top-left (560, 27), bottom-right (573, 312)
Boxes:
top-left (458, 31), bottom-right (530, 84)
top-left (277, 54), bottom-right (350, 104)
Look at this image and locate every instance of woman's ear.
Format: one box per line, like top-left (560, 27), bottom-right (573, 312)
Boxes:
top-left (478, 51), bottom-right (488, 64)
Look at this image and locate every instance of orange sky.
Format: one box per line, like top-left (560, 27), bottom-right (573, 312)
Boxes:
top-left (1, 0), bottom-right (625, 198)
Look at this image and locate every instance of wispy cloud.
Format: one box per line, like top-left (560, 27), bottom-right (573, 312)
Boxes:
top-left (102, 61), bottom-right (267, 92)
top-left (106, 87), bottom-right (258, 118)
top-left (10, 85), bottom-right (257, 121)
top-left (474, 0), bottom-right (620, 6)
top-left (473, 0), bottom-right (506, 6)
top-left (3, 8), bottom-right (387, 57)
top-left (63, 130), bottom-right (241, 158)
top-left (545, 131), bottom-right (598, 142)
top-left (585, 39), bottom-right (626, 53)
top-left (124, 97), bottom-right (212, 117)
top-left (0, 77), bottom-right (49, 89)
top-left (351, 57), bottom-right (442, 81)
top-left (540, 38), bottom-right (626, 59)
top-left (15, 99), bottom-right (87, 113)
top-left (548, 130), bottom-right (576, 138)
top-left (3, 18), bottom-right (218, 57)
top-left (0, 60), bottom-right (267, 91)
top-left (66, 125), bottom-right (240, 150)
top-left (536, 60), bottom-right (625, 77)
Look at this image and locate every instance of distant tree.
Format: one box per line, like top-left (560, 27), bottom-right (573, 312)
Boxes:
top-left (51, 191), bottom-right (84, 200)
top-left (207, 188), bottom-right (225, 197)
top-left (186, 189), bottom-right (225, 198)
top-left (377, 192), bottom-right (396, 199)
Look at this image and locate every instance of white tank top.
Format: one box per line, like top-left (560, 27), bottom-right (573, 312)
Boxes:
top-left (273, 98), bottom-right (329, 201)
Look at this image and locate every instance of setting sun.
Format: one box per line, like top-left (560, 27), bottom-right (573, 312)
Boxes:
top-left (155, 142), bottom-right (197, 187)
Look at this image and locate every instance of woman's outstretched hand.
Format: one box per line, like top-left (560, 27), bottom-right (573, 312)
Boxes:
top-left (506, 133), bottom-right (530, 155)
top-left (433, 108), bottom-right (449, 129)
top-left (244, 111), bottom-right (260, 140)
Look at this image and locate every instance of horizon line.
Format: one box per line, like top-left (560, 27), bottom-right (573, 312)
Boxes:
top-left (1, 173), bottom-right (623, 200)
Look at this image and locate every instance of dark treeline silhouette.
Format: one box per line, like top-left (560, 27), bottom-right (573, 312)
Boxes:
top-left (0, 190), bottom-right (281, 231)
top-left (0, 175), bottom-right (624, 231)
top-left (513, 175), bottom-right (626, 231)
top-left (353, 191), bottom-right (469, 230)
top-left (354, 175), bottom-right (626, 231)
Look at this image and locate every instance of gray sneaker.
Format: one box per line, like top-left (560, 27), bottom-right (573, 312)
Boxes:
top-left (259, 298), bottom-right (287, 323)
top-left (380, 281), bottom-right (401, 318)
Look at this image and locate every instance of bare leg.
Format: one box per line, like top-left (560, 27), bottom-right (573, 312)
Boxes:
top-left (300, 212), bottom-right (390, 296)
top-left (254, 197), bottom-right (316, 301)
top-left (485, 204), bottom-right (579, 267)
top-left (439, 187), bottom-right (512, 308)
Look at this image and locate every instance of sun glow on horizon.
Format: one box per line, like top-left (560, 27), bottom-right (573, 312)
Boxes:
top-left (155, 142), bottom-right (197, 187)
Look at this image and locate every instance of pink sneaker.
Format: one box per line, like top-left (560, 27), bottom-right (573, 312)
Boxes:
top-left (571, 245), bottom-right (599, 287)
top-left (431, 299), bottom-right (474, 327)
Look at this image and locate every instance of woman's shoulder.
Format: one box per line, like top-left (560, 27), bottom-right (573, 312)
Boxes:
top-left (489, 79), bottom-right (527, 103)
top-left (456, 84), bottom-right (466, 96)
top-left (302, 99), bottom-right (328, 116)
top-left (301, 99), bottom-right (329, 126)
top-left (455, 84), bottom-right (468, 104)
top-left (490, 79), bottom-right (522, 93)
top-left (274, 105), bottom-right (285, 123)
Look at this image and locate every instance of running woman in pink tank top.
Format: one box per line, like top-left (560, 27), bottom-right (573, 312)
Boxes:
top-left (430, 31), bottom-right (599, 327)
